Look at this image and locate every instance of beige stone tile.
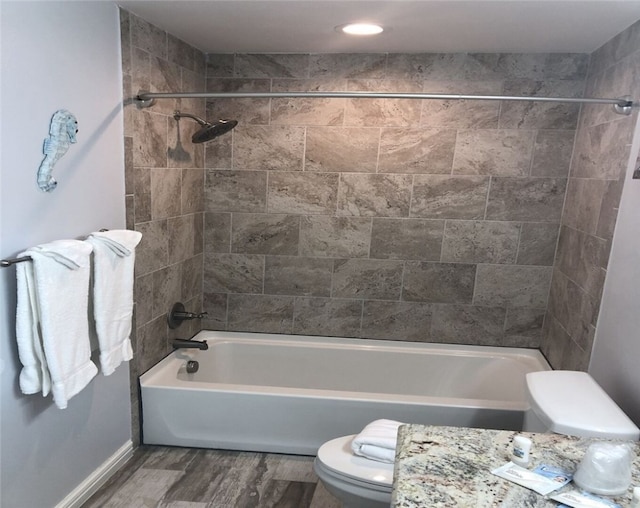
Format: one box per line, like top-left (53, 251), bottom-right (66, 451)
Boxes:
top-left (345, 79), bottom-right (422, 127)
top-left (181, 254), bottom-right (203, 302)
top-left (370, 218), bottom-right (443, 261)
top-left (516, 222), bottom-right (560, 266)
top-left (151, 168), bottom-right (182, 219)
top-left (503, 308), bottom-right (546, 348)
top-left (203, 253), bottom-right (264, 294)
top-left (236, 53), bottom-right (310, 78)
top-left (473, 264), bottom-right (552, 308)
top-left (386, 53), bottom-right (468, 80)
top-left (309, 53), bottom-right (386, 79)
top-left (231, 213), bottom-right (300, 255)
top-left (336, 173), bottom-right (412, 217)
top-left (181, 168), bottom-right (204, 214)
top-left (132, 111), bottom-right (168, 168)
top-left (531, 130), bottom-right (575, 177)
top-left (486, 177), bottom-right (566, 222)
top-left (441, 220), bottom-right (520, 264)
top-left (205, 170), bottom-right (267, 213)
top-left (561, 178), bottom-right (607, 234)
top-left (206, 54), bottom-right (234, 78)
top-left (234, 125), bottom-right (305, 171)
top-left (227, 294), bottom-right (294, 333)
top-left (431, 305), bottom-right (506, 346)
top-left (411, 175), bottom-right (489, 220)
top-left (293, 297), bottom-right (363, 337)
top-left (420, 80), bottom-right (502, 129)
top-left (204, 212), bottom-right (231, 253)
top-left (299, 216), bottom-right (371, 258)
top-left (403, 262), bottom-right (476, 304)
top-left (135, 220), bottom-right (168, 276)
top-left (268, 172), bottom-right (338, 214)
top-left (452, 129), bottom-right (535, 176)
top-left (305, 127), bottom-right (379, 173)
top-left (130, 13), bottom-right (167, 59)
top-left (361, 301), bottom-right (433, 341)
top-left (378, 127), bottom-right (456, 174)
top-left (206, 78), bottom-right (271, 125)
top-left (264, 256), bottom-right (333, 297)
top-left (499, 79), bottom-right (582, 129)
top-left (332, 258), bottom-right (404, 300)
top-left (168, 34), bottom-right (195, 71)
top-left (152, 264), bottom-right (182, 318)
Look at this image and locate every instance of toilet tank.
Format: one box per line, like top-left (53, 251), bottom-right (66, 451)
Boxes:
top-left (524, 371), bottom-right (639, 440)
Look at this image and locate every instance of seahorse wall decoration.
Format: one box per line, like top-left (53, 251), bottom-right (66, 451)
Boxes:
top-left (37, 109), bottom-right (78, 192)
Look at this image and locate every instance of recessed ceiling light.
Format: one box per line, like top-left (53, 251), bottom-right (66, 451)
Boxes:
top-left (337, 23), bottom-right (384, 36)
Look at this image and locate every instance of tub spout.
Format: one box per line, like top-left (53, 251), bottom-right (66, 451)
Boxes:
top-left (172, 338), bottom-right (208, 350)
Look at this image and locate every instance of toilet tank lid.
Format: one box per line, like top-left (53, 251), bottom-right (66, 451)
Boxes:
top-left (526, 371), bottom-right (639, 440)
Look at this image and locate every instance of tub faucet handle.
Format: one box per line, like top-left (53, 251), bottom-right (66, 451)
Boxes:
top-left (168, 302), bottom-right (208, 329)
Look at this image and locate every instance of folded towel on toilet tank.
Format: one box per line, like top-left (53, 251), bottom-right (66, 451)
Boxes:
top-left (351, 419), bottom-right (405, 463)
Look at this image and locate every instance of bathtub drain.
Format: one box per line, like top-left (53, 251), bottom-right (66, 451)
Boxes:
top-left (186, 360), bottom-right (199, 374)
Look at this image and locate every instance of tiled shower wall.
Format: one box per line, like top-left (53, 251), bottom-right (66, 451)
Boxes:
top-left (201, 53), bottom-right (588, 346)
top-left (542, 20), bottom-right (640, 370)
top-left (120, 10), bottom-right (206, 443)
top-left (119, 9), bottom-right (640, 442)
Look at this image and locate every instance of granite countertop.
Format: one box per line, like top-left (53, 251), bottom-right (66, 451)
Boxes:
top-left (392, 424), bottom-right (640, 507)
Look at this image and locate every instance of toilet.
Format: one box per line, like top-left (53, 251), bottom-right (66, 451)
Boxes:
top-left (314, 435), bottom-right (394, 508)
top-left (523, 370), bottom-right (639, 440)
top-left (315, 370), bottom-right (639, 508)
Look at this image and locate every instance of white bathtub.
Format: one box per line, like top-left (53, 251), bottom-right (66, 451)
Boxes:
top-left (140, 331), bottom-right (551, 455)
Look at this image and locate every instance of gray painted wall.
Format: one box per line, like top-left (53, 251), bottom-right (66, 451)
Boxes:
top-left (0, 2), bottom-right (130, 506)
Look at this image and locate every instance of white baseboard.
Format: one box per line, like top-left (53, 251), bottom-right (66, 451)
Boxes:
top-left (55, 440), bottom-right (134, 508)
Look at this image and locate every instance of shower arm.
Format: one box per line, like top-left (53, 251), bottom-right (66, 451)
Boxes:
top-left (135, 90), bottom-right (635, 115)
top-left (173, 111), bottom-right (209, 126)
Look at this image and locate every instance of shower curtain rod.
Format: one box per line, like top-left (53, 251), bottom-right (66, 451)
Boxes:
top-left (135, 90), bottom-right (635, 115)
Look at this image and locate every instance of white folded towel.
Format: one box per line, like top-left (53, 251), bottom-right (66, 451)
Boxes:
top-left (351, 419), bottom-right (405, 463)
top-left (86, 230), bottom-right (142, 376)
top-left (15, 240), bottom-right (97, 409)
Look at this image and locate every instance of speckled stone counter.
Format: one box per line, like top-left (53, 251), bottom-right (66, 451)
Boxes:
top-left (392, 425), bottom-right (640, 507)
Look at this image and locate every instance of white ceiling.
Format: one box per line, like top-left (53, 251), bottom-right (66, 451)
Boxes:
top-left (117, 0), bottom-right (640, 54)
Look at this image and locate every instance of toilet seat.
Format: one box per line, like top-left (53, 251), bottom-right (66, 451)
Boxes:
top-left (315, 435), bottom-right (394, 490)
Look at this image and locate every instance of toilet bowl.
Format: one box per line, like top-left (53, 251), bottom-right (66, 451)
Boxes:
top-left (313, 435), bottom-right (394, 508)
top-left (523, 371), bottom-right (639, 440)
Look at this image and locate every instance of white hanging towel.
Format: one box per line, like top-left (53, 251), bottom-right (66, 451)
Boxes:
top-left (15, 240), bottom-right (97, 409)
top-left (15, 258), bottom-right (50, 395)
top-left (351, 419), bottom-right (405, 463)
top-left (86, 229), bottom-right (142, 376)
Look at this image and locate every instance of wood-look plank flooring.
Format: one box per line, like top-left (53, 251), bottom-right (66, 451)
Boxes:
top-left (82, 445), bottom-right (342, 508)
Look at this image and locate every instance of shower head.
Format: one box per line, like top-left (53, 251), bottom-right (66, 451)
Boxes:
top-left (192, 119), bottom-right (237, 143)
top-left (173, 111), bottom-right (237, 143)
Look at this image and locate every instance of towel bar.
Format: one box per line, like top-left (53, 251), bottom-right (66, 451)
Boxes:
top-left (1, 256), bottom-right (32, 267)
top-left (1, 229), bottom-right (110, 267)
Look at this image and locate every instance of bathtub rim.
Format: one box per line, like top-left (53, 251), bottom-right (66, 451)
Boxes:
top-left (140, 330), bottom-right (551, 413)
top-left (153, 329), bottom-right (551, 362)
